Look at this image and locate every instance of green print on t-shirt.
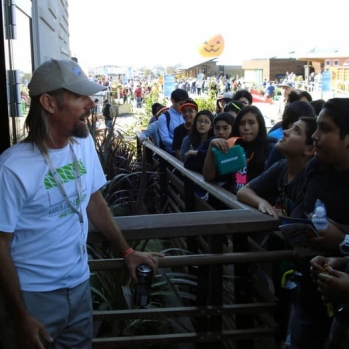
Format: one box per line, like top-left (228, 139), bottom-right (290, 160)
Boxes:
top-left (44, 160), bottom-right (87, 189)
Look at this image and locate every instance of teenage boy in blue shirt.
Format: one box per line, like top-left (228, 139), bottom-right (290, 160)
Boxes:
top-left (157, 89), bottom-right (188, 154)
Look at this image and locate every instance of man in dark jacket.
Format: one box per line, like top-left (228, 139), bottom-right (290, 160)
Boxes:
top-left (102, 99), bottom-right (112, 129)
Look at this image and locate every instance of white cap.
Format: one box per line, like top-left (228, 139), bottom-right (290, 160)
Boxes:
top-left (28, 59), bottom-right (106, 97)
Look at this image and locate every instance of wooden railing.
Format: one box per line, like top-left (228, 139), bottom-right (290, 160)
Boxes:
top-left (89, 210), bottom-right (292, 349)
top-left (86, 138), bottom-right (295, 349)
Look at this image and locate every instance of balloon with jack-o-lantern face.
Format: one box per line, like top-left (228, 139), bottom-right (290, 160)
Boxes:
top-left (198, 34), bottom-right (225, 58)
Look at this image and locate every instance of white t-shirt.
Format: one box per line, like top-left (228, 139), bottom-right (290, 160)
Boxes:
top-left (0, 135), bottom-right (106, 291)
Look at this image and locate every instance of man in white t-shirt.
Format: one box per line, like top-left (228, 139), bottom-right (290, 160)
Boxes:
top-left (0, 59), bottom-right (161, 349)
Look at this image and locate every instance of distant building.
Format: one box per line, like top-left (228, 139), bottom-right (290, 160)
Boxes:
top-left (297, 49), bottom-right (349, 90)
top-left (242, 58), bottom-right (322, 85)
top-left (179, 58), bottom-right (243, 80)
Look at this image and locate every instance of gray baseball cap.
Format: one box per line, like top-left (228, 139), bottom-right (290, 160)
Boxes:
top-left (28, 59), bottom-right (106, 97)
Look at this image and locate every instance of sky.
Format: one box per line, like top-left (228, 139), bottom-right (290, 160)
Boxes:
top-left (69, 0), bottom-right (349, 72)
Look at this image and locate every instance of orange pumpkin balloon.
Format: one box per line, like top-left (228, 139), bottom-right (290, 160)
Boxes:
top-left (198, 34), bottom-right (225, 58)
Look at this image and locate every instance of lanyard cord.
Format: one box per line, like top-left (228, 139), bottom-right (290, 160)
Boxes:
top-left (42, 143), bottom-right (84, 224)
top-left (247, 152), bottom-right (255, 163)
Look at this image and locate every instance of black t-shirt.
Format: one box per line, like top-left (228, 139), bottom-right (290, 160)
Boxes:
top-left (292, 157), bottom-right (349, 223)
top-left (248, 159), bottom-right (306, 216)
top-left (102, 104), bottom-right (111, 120)
top-left (291, 157), bottom-right (349, 318)
top-left (172, 124), bottom-right (190, 151)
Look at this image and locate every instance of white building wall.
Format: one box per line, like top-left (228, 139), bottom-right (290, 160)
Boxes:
top-left (31, 0), bottom-right (70, 66)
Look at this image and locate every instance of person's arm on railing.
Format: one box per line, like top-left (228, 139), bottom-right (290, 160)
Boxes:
top-left (87, 191), bottom-right (162, 281)
top-left (135, 122), bottom-right (160, 147)
top-left (237, 184), bottom-right (279, 219)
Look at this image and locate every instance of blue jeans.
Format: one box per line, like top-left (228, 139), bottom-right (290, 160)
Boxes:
top-left (290, 306), bottom-right (332, 349)
top-left (105, 119), bottom-right (112, 129)
top-left (20, 280), bottom-right (93, 349)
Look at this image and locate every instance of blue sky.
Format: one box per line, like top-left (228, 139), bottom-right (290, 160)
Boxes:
top-left (69, 0), bottom-right (349, 71)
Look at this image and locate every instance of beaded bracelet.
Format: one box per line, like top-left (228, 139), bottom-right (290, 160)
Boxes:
top-left (122, 247), bottom-right (134, 258)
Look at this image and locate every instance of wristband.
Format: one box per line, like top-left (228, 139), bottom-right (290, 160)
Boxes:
top-left (122, 247), bottom-right (134, 258)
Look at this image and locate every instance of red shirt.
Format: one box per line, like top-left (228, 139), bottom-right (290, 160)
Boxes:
top-left (134, 86), bottom-right (142, 98)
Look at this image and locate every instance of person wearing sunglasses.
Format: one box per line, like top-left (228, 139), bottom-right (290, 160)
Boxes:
top-left (232, 90), bottom-right (253, 106)
top-left (172, 100), bottom-right (198, 159)
top-left (223, 100), bottom-right (244, 120)
top-left (215, 92), bottom-right (234, 115)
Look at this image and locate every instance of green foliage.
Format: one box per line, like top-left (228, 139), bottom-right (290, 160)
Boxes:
top-left (132, 90), bottom-right (167, 129)
top-left (93, 128), bottom-right (137, 181)
top-left (101, 170), bottom-right (158, 217)
top-left (88, 118), bottom-right (158, 216)
top-left (193, 88), bottom-right (217, 113)
top-left (88, 239), bottom-right (167, 339)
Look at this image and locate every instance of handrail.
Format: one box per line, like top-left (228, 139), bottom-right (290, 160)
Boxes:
top-left (136, 138), bottom-right (262, 210)
top-left (89, 250), bottom-right (294, 271)
top-left (88, 209), bottom-right (279, 241)
top-left (93, 303), bottom-right (277, 320)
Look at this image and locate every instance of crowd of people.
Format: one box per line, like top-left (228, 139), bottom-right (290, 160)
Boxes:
top-left (139, 84), bottom-right (349, 349)
top-left (2, 57), bottom-right (349, 348)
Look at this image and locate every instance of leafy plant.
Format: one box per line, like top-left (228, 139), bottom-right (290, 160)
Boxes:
top-left (132, 90), bottom-right (167, 129)
top-left (194, 88), bottom-right (217, 112)
top-left (88, 120), bottom-right (138, 180)
top-left (88, 239), bottom-right (167, 339)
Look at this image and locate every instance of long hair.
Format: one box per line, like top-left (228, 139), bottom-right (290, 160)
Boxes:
top-left (232, 105), bottom-right (270, 181)
top-left (189, 110), bottom-right (214, 149)
top-left (232, 105), bottom-right (268, 146)
top-left (23, 89), bottom-right (65, 154)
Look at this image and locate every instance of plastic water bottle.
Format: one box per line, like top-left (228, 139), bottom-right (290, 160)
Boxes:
top-left (312, 205), bottom-right (328, 230)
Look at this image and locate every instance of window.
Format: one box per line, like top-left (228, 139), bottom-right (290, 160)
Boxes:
top-left (334, 60), bottom-right (339, 66)
top-left (4, 1), bottom-right (33, 145)
top-left (325, 60), bottom-right (331, 66)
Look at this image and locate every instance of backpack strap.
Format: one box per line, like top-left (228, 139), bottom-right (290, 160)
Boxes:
top-left (158, 111), bottom-right (171, 150)
top-left (164, 111), bottom-right (170, 130)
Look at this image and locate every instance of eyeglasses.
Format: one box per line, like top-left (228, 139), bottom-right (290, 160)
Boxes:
top-left (197, 119), bottom-right (211, 125)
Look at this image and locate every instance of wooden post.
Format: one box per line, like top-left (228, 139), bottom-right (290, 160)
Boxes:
top-left (158, 157), bottom-right (168, 210)
top-left (233, 232), bottom-right (254, 349)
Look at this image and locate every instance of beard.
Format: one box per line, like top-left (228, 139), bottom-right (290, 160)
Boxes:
top-left (71, 111), bottom-right (90, 138)
top-left (72, 124), bottom-right (89, 138)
